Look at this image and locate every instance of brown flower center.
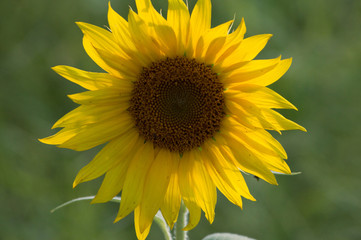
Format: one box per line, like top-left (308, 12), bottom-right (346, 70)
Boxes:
top-left (129, 57), bottom-right (225, 153)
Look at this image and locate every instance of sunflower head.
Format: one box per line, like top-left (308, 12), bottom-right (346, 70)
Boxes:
top-left (40, 0), bottom-right (305, 239)
top-left (129, 56), bottom-right (225, 153)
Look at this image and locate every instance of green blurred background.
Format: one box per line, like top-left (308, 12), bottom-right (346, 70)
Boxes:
top-left (1, 0), bottom-right (360, 239)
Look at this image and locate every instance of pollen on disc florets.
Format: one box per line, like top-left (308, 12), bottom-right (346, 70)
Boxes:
top-left (129, 56), bottom-right (225, 153)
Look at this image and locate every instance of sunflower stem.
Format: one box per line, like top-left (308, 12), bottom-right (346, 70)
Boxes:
top-left (154, 212), bottom-right (172, 240)
top-left (175, 202), bottom-right (188, 240)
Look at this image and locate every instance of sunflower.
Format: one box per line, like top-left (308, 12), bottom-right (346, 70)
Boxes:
top-left (40, 0), bottom-right (306, 239)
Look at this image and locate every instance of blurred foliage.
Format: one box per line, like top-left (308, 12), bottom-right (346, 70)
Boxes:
top-left (1, 0), bottom-right (360, 239)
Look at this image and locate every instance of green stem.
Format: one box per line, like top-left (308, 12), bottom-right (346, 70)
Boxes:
top-left (154, 213), bottom-right (172, 240)
top-left (175, 202), bottom-right (188, 240)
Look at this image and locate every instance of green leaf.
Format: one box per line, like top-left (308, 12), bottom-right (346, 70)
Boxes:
top-left (50, 196), bottom-right (121, 213)
top-left (202, 233), bottom-right (255, 240)
top-left (51, 196), bottom-right (173, 240)
top-left (271, 171), bottom-right (302, 175)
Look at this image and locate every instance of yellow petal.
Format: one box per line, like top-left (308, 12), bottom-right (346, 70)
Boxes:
top-left (225, 18), bottom-right (247, 45)
top-left (80, 33), bottom-right (139, 78)
top-left (247, 58), bottom-right (293, 86)
top-left (108, 3), bottom-right (150, 67)
top-left (182, 199), bottom-right (201, 231)
top-left (135, 0), bottom-right (154, 17)
top-left (221, 34), bottom-right (272, 68)
top-left (93, 47), bottom-right (141, 78)
top-left (227, 98), bottom-right (277, 131)
top-left (216, 61), bottom-right (250, 77)
top-left (225, 99), bottom-right (266, 130)
top-left (227, 87), bottom-right (297, 110)
top-left (46, 121), bottom-right (134, 149)
top-left (134, 0), bottom-right (178, 57)
top-left (221, 132), bottom-right (278, 185)
top-left (115, 141), bottom-right (155, 222)
top-left (223, 117), bottom-right (288, 159)
top-left (107, 3), bottom-right (135, 51)
top-left (225, 83), bottom-right (263, 93)
top-left (194, 20), bottom-right (232, 62)
top-left (134, 206), bottom-right (151, 240)
top-left (260, 108), bottom-right (307, 132)
top-left (128, 10), bottom-right (162, 63)
top-left (167, 0), bottom-right (191, 55)
top-left (226, 97), bottom-right (302, 132)
top-left (221, 121), bottom-right (291, 174)
top-left (59, 113), bottom-right (133, 151)
top-left (236, 33), bottom-right (272, 60)
top-left (150, 24), bottom-right (178, 58)
top-left (39, 128), bottom-right (77, 145)
top-left (200, 20), bottom-right (233, 49)
top-left (178, 149), bottom-right (217, 223)
top-left (91, 156), bottom-right (132, 203)
top-left (223, 57), bottom-right (281, 82)
top-left (195, 36), bottom-right (205, 60)
top-left (82, 36), bottom-right (122, 77)
top-left (160, 161), bottom-right (181, 229)
top-left (52, 66), bottom-right (115, 90)
top-left (135, 0), bottom-right (169, 29)
top-left (203, 141), bottom-right (255, 205)
top-left (78, 26), bottom-right (139, 77)
top-left (209, 20), bottom-right (233, 36)
top-left (204, 37), bottom-right (226, 64)
top-left (190, 0), bottom-right (211, 48)
top-left (138, 149), bottom-right (176, 234)
top-left (73, 129), bottom-right (139, 188)
top-left (262, 155), bottom-right (291, 174)
top-left (67, 88), bottom-right (130, 105)
top-left (52, 105), bottom-right (125, 129)
top-left (76, 22), bottom-right (125, 58)
top-left (215, 19), bottom-right (247, 65)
